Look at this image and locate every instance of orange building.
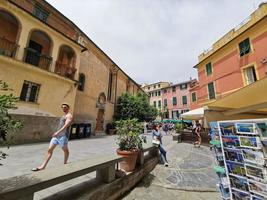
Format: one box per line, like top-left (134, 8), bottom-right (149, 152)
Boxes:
top-left (190, 3), bottom-right (267, 110)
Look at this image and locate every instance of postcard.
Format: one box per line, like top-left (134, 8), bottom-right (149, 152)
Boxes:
top-left (219, 122), bottom-right (236, 136)
top-left (248, 179), bottom-right (267, 198)
top-left (222, 136), bottom-right (240, 148)
top-left (242, 149), bottom-right (265, 166)
top-left (229, 175), bottom-right (249, 192)
top-left (239, 136), bottom-right (261, 149)
top-left (245, 164), bottom-right (267, 182)
top-left (251, 194), bottom-right (265, 200)
top-left (231, 188), bottom-right (250, 200)
top-left (256, 122), bottom-right (267, 140)
top-left (224, 148), bottom-right (244, 163)
top-left (226, 161), bottom-right (246, 176)
top-left (218, 183), bottom-right (230, 199)
top-left (236, 123), bottom-right (257, 135)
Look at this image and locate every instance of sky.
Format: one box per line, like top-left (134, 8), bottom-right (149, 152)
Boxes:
top-left (47, 0), bottom-right (264, 85)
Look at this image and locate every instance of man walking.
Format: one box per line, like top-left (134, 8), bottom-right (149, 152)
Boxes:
top-left (31, 103), bottom-right (73, 171)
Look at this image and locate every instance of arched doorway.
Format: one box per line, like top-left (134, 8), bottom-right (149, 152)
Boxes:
top-left (95, 93), bottom-right (106, 133)
top-left (0, 9), bottom-right (20, 57)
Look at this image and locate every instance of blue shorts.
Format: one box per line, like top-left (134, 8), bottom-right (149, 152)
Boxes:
top-left (50, 135), bottom-right (68, 148)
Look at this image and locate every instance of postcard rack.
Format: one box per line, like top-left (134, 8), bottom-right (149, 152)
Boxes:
top-left (210, 119), bottom-right (267, 200)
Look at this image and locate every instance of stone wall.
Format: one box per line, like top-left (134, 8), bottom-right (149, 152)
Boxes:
top-left (7, 114), bottom-right (60, 144)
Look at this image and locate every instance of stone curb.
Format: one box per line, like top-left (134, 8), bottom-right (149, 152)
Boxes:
top-left (152, 182), bottom-right (218, 192)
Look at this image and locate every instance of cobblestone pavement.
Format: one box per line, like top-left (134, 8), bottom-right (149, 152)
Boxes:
top-left (122, 137), bottom-right (220, 200)
top-left (0, 133), bottom-right (220, 199)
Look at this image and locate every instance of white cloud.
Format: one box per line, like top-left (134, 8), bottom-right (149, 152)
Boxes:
top-left (47, 0), bottom-right (264, 84)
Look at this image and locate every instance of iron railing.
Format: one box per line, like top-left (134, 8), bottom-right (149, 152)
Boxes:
top-left (0, 37), bottom-right (19, 58)
top-left (24, 48), bottom-right (52, 70)
top-left (55, 61), bottom-right (76, 79)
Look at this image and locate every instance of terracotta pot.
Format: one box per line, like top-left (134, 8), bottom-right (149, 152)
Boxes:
top-left (116, 149), bottom-right (139, 172)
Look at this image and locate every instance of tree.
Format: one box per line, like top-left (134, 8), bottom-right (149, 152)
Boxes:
top-left (115, 93), bottom-right (157, 121)
top-left (0, 80), bottom-right (23, 162)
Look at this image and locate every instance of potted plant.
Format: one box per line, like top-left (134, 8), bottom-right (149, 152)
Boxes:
top-left (116, 118), bottom-right (143, 172)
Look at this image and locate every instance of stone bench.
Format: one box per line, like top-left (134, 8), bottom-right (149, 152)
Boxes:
top-left (0, 155), bottom-right (124, 200)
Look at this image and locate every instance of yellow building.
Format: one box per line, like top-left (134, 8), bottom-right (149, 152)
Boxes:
top-left (0, 0), bottom-right (143, 143)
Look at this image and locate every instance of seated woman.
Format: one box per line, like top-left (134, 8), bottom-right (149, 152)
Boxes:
top-left (152, 124), bottom-right (169, 167)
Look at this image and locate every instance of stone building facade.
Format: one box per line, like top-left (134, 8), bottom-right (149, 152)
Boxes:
top-left (0, 0), bottom-right (142, 143)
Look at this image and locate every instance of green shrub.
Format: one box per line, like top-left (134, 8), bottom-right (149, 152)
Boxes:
top-left (116, 118), bottom-right (143, 151)
top-left (175, 123), bottom-right (184, 133)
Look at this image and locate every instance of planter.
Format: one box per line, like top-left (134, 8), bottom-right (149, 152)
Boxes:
top-left (116, 149), bottom-right (139, 172)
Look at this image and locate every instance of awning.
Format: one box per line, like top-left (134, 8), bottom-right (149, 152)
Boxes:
top-left (207, 76), bottom-right (267, 115)
top-left (181, 107), bottom-right (205, 120)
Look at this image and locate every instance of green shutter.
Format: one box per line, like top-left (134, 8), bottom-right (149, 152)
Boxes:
top-left (192, 92), bottom-right (196, 102)
top-left (158, 100), bottom-right (161, 107)
top-left (182, 96), bottom-right (187, 105)
top-left (239, 38), bottom-right (250, 56)
top-left (173, 97), bottom-right (177, 106)
top-left (208, 82), bottom-right (215, 99)
top-left (206, 63), bottom-right (212, 76)
top-left (164, 99), bottom-right (167, 106)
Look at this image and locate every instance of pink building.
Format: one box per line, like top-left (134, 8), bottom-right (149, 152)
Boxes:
top-left (162, 80), bottom-right (197, 119)
top-left (190, 3), bottom-right (267, 110)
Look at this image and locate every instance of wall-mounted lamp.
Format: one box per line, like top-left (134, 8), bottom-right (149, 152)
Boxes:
top-left (260, 58), bottom-right (267, 64)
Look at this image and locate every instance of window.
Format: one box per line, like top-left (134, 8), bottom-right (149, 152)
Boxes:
top-left (148, 86), bottom-right (150, 90)
top-left (163, 89), bottom-right (167, 93)
top-left (158, 91), bottom-right (161, 96)
top-left (153, 101), bottom-right (157, 107)
top-left (107, 72), bottom-right (113, 101)
top-left (171, 111), bottom-right (179, 119)
top-left (164, 99), bottom-right (167, 107)
top-left (191, 92), bottom-right (197, 102)
top-left (172, 86), bottom-right (176, 92)
top-left (78, 73), bottom-right (85, 91)
top-left (20, 81), bottom-right (41, 102)
top-left (33, 4), bottom-right (49, 22)
top-left (180, 84), bottom-right (188, 90)
top-left (155, 91), bottom-right (158, 96)
top-left (239, 38), bottom-right (250, 57)
top-left (158, 100), bottom-right (161, 108)
top-left (153, 85), bottom-right (156, 89)
top-left (182, 96), bottom-right (187, 105)
top-left (158, 84), bottom-right (161, 88)
top-left (172, 97), bottom-right (177, 106)
top-left (208, 82), bottom-right (215, 99)
top-left (206, 62), bottom-right (212, 76)
top-left (244, 66), bottom-right (257, 85)
top-left (151, 92), bottom-right (154, 97)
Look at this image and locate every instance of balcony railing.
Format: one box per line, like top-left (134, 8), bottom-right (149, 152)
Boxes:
top-left (24, 48), bottom-right (52, 70)
top-left (0, 37), bottom-right (19, 58)
top-left (55, 61), bottom-right (76, 79)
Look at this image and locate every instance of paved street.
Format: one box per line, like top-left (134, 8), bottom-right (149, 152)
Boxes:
top-left (0, 134), bottom-right (219, 199)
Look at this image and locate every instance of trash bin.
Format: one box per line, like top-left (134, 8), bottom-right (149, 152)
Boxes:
top-left (69, 123), bottom-right (78, 140)
top-left (78, 123), bottom-right (85, 138)
top-left (84, 123), bottom-right (91, 137)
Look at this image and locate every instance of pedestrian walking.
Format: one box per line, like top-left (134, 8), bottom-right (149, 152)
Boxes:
top-left (31, 103), bottom-right (73, 171)
top-left (152, 124), bottom-right (169, 167)
top-left (193, 121), bottom-right (202, 148)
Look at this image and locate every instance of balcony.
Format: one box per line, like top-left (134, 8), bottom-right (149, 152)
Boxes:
top-left (0, 37), bottom-right (19, 58)
top-left (55, 61), bottom-right (76, 79)
top-left (24, 47), bottom-right (52, 70)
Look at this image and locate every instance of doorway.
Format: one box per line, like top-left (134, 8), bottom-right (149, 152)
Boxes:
top-left (95, 109), bottom-right (105, 132)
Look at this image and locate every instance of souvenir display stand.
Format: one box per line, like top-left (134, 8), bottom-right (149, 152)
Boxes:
top-left (210, 119), bottom-right (267, 200)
